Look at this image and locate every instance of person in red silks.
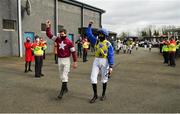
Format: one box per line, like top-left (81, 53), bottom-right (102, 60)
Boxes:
top-left (46, 20), bottom-right (78, 100)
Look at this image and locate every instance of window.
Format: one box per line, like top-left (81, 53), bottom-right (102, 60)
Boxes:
top-left (3, 19), bottom-right (16, 30)
top-left (41, 23), bottom-right (46, 31)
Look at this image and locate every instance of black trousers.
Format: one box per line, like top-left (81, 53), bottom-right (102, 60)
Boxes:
top-left (163, 52), bottom-right (169, 63)
top-left (25, 61), bottom-right (32, 71)
top-left (83, 48), bottom-right (88, 62)
top-left (77, 46), bottom-right (82, 58)
top-left (169, 52), bottom-right (176, 66)
top-left (43, 50), bottom-right (46, 59)
top-left (35, 56), bottom-right (43, 77)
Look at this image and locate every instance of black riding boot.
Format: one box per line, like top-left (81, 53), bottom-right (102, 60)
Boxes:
top-left (58, 82), bottom-right (67, 99)
top-left (130, 50), bottom-right (132, 54)
top-left (90, 84), bottom-right (98, 103)
top-left (100, 83), bottom-right (107, 101)
top-left (24, 62), bottom-right (28, 73)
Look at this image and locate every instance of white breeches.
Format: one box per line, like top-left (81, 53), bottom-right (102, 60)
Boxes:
top-left (129, 45), bottom-right (133, 51)
top-left (91, 58), bottom-right (109, 84)
top-left (123, 45), bottom-right (126, 50)
top-left (144, 45), bottom-right (147, 49)
top-left (58, 57), bottom-right (70, 82)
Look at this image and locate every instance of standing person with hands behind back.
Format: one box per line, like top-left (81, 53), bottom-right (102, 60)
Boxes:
top-left (46, 20), bottom-right (77, 100)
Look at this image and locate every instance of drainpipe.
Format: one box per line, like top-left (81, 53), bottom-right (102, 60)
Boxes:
top-left (81, 4), bottom-right (84, 37)
top-left (99, 12), bottom-right (102, 28)
top-left (17, 0), bottom-right (23, 57)
top-left (55, 0), bottom-right (58, 36)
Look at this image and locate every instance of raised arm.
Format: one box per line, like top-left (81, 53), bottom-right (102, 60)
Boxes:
top-left (86, 21), bottom-right (97, 45)
top-left (46, 20), bottom-right (57, 41)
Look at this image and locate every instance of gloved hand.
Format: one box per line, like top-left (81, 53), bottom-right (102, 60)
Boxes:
top-left (89, 20), bottom-right (94, 26)
top-left (46, 20), bottom-right (51, 28)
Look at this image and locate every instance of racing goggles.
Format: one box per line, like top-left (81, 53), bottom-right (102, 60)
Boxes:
top-left (98, 33), bottom-right (105, 38)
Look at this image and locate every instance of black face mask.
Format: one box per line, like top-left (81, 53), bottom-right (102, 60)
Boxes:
top-left (61, 36), bottom-right (66, 40)
top-left (98, 37), bottom-right (105, 42)
top-left (98, 33), bottom-right (105, 42)
top-left (27, 40), bottom-right (30, 42)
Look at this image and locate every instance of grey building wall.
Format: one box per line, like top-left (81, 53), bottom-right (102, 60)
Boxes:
top-left (58, 1), bottom-right (81, 43)
top-left (0, 0), bottom-right (104, 57)
top-left (83, 9), bottom-right (100, 28)
top-left (21, 0), bottom-right (55, 55)
top-left (58, 1), bottom-right (101, 43)
top-left (0, 0), bottom-right (18, 57)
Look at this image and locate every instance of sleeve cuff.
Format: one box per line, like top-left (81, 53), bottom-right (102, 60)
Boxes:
top-left (109, 65), bottom-right (113, 68)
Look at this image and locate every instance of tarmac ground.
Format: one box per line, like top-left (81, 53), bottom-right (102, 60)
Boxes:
top-left (0, 48), bottom-right (180, 113)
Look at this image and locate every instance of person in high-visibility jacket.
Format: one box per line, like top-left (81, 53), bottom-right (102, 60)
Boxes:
top-left (40, 37), bottom-right (47, 60)
top-left (168, 37), bottom-right (176, 67)
top-left (162, 42), bottom-right (169, 64)
top-left (82, 37), bottom-right (90, 62)
top-left (32, 36), bottom-right (47, 78)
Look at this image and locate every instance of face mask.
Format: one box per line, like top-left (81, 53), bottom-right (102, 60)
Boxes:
top-left (98, 34), bottom-right (105, 41)
top-left (98, 33), bottom-right (105, 41)
top-left (99, 37), bottom-right (105, 42)
top-left (61, 36), bottom-right (66, 39)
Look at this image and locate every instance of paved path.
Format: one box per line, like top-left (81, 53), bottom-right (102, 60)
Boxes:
top-left (0, 48), bottom-right (179, 113)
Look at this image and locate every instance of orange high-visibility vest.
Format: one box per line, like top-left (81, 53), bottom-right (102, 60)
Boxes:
top-left (168, 40), bottom-right (176, 52)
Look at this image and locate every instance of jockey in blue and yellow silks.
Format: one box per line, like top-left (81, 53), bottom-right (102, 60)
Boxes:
top-left (86, 21), bottom-right (114, 103)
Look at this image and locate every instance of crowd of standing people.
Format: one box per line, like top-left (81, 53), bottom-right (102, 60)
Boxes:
top-left (161, 37), bottom-right (180, 67)
top-left (75, 36), bottom-right (90, 62)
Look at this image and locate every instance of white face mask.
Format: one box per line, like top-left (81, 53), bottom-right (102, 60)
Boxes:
top-left (36, 38), bottom-right (40, 42)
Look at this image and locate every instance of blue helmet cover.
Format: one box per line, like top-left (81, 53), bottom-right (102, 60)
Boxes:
top-left (98, 28), bottom-right (109, 37)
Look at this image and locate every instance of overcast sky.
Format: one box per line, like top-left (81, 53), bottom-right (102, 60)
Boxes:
top-left (78, 0), bottom-right (180, 35)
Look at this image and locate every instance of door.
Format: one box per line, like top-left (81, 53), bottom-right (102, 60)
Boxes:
top-left (23, 32), bottom-right (34, 55)
top-left (68, 34), bottom-right (74, 43)
top-left (23, 32), bottom-right (35, 43)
